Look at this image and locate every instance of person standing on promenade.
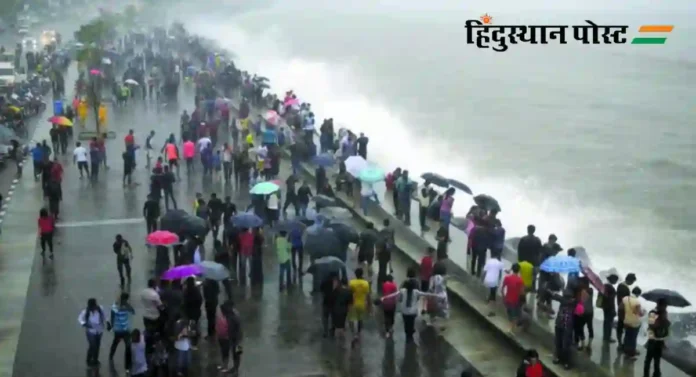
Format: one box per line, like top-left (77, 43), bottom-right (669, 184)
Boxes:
top-left (616, 273), bottom-right (637, 349)
top-left (517, 225), bottom-right (542, 290)
top-left (621, 286), bottom-right (645, 359)
top-left (501, 263), bottom-right (525, 332)
top-left (599, 271), bottom-right (619, 343)
top-left (644, 298), bottom-right (670, 377)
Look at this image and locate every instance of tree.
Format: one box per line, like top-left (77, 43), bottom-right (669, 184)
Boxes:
top-left (74, 18), bottom-right (114, 133)
top-left (122, 5), bottom-right (138, 27)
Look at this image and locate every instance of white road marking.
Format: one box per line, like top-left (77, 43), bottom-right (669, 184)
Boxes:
top-left (56, 218), bottom-right (144, 228)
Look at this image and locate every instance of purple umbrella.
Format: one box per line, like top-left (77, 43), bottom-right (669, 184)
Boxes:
top-left (161, 264), bottom-right (202, 280)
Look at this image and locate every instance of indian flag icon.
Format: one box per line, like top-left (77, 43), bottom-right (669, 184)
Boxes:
top-left (632, 25), bottom-right (674, 44)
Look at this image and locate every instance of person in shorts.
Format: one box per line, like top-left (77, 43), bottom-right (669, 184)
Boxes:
top-left (331, 276), bottom-right (353, 339)
top-left (502, 263), bottom-right (525, 332)
top-left (348, 268), bottom-right (370, 346)
top-left (482, 251), bottom-right (505, 316)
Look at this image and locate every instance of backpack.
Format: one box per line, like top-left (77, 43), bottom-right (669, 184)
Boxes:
top-left (651, 311), bottom-right (670, 338)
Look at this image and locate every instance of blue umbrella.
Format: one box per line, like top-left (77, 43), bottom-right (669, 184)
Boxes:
top-left (311, 153), bottom-right (335, 167)
top-left (540, 255), bottom-right (581, 274)
top-left (231, 212), bottom-right (264, 228)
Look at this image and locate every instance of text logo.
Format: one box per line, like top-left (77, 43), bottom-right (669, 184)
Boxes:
top-left (465, 15), bottom-right (674, 52)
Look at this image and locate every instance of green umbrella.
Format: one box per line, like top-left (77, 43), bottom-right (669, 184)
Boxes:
top-left (250, 181), bottom-right (280, 195)
top-left (358, 167), bottom-right (386, 183)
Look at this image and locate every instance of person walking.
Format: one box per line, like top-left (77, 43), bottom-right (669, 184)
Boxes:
top-left (143, 194), bottom-right (160, 234)
top-left (215, 302), bottom-right (231, 370)
top-left (380, 276), bottom-right (436, 342)
top-left (203, 279), bottom-right (220, 338)
top-left (644, 298), bottom-right (669, 377)
top-left (208, 193), bottom-right (224, 240)
top-left (108, 292), bottom-right (135, 372)
top-left (276, 230), bottom-right (292, 291)
top-left (348, 268), bottom-right (371, 346)
top-left (222, 300), bottom-right (243, 374)
top-left (113, 235), bottom-right (133, 287)
top-left (482, 251), bottom-right (505, 317)
top-left (183, 277), bottom-right (203, 347)
top-left (289, 226), bottom-right (304, 279)
top-left (381, 275), bottom-right (398, 338)
top-left (130, 329), bottom-right (148, 377)
top-left (78, 298), bottom-right (106, 367)
top-left (183, 138), bottom-right (195, 173)
top-left (162, 166), bottom-right (177, 210)
top-left (222, 143), bottom-right (233, 182)
top-left (73, 141), bottom-right (90, 179)
top-left (140, 278), bottom-right (162, 353)
top-left (38, 208), bottom-right (55, 260)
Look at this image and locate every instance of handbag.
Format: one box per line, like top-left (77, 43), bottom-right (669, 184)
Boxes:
top-left (123, 244), bottom-right (133, 260)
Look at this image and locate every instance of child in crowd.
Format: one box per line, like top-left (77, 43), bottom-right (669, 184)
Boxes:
top-left (482, 251), bottom-right (505, 316)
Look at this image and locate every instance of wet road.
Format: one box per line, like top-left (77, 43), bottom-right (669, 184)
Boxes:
top-left (5, 66), bottom-right (482, 377)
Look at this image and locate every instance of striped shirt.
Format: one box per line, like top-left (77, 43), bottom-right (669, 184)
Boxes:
top-left (111, 304), bottom-right (134, 333)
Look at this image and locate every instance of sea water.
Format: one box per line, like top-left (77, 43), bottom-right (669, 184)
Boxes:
top-left (168, 0), bottom-right (696, 312)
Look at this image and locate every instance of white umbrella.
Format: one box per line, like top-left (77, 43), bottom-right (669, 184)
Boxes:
top-left (124, 79), bottom-right (139, 86)
top-left (101, 57), bottom-right (112, 64)
top-left (599, 268), bottom-right (620, 282)
top-left (344, 155), bottom-right (368, 177)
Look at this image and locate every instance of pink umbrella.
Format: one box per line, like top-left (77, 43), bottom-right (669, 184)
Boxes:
top-left (89, 69), bottom-right (102, 75)
top-left (263, 110), bottom-right (280, 125)
top-left (581, 264), bottom-right (605, 295)
top-left (284, 98), bottom-right (300, 107)
top-left (146, 230), bottom-right (180, 246)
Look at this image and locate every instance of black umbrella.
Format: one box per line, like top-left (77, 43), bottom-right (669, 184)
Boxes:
top-left (180, 216), bottom-right (208, 238)
top-left (421, 172), bottom-right (449, 188)
top-left (312, 194), bottom-right (340, 208)
top-left (326, 222), bottom-right (360, 245)
top-left (160, 210), bottom-right (208, 238)
top-left (447, 178), bottom-right (473, 195)
top-left (642, 289), bottom-right (691, 308)
top-left (306, 256), bottom-right (345, 276)
top-left (304, 228), bottom-right (345, 261)
top-left (474, 194), bottom-right (501, 212)
top-left (160, 209), bottom-right (190, 233)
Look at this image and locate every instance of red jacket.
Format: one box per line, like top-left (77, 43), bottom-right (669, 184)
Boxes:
top-left (38, 216), bottom-right (55, 234)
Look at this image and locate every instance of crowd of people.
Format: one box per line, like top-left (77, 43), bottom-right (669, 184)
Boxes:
top-left (21, 12), bottom-right (676, 377)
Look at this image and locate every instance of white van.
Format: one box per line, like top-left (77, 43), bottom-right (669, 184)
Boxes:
top-left (0, 62), bottom-right (19, 87)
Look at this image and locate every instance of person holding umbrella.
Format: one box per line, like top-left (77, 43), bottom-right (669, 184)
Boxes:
top-left (645, 298), bottom-right (670, 377)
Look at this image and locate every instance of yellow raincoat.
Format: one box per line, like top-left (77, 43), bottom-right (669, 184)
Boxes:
top-left (77, 101), bottom-right (88, 126)
top-left (98, 104), bottom-right (107, 128)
